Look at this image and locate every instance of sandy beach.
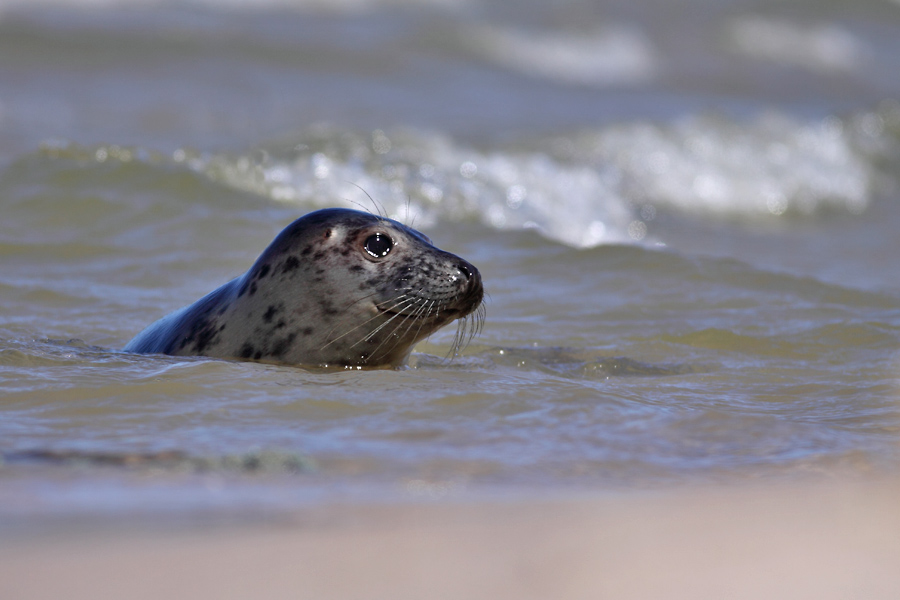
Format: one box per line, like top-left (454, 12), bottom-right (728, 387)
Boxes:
top-left (2, 480), bottom-right (899, 600)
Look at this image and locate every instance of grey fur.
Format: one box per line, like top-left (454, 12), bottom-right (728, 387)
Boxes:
top-left (125, 208), bottom-right (484, 367)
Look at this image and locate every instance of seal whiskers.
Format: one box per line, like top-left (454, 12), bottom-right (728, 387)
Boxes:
top-left (321, 291), bottom-right (415, 350)
top-left (447, 301), bottom-right (486, 358)
top-left (365, 296), bottom-right (436, 363)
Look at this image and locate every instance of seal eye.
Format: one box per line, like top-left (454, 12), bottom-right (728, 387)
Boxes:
top-left (363, 233), bottom-right (393, 258)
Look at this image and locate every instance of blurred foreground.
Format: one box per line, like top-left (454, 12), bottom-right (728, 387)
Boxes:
top-left (3, 480), bottom-right (899, 600)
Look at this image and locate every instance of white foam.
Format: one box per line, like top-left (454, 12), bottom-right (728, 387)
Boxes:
top-left (77, 107), bottom-right (892, 249)
top-left (185, 128), bottom-right (636, 247)
top-left (726, 17), bottom-right (869, 73)
top-left (470, 24), bottom-right (657, 87)
top-left (566, 112), bottom-right (876, 218)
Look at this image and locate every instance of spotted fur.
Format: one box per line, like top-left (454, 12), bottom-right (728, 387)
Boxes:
top-left (125, 208), bottom-right (484, 368)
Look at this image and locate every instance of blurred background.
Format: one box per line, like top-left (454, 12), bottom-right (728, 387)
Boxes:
top-left (2, 0), bottom-right (900, 250)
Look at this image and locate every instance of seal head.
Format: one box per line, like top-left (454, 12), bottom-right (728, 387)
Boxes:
top-left (125, 208), bottom-right (484, 367)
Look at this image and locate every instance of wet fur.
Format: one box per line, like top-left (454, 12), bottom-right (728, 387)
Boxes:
top-left (125, 208), bottom-right (484, 367)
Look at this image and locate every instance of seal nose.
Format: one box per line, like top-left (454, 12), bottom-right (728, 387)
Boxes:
top-left (456, 259), bottom-right (483, 303)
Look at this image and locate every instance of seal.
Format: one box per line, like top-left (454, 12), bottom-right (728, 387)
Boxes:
top-left (124, 208), bottom-right (484, 368)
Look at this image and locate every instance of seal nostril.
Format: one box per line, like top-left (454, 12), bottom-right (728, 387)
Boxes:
top-left (456, 262), bottom-right (473, 280)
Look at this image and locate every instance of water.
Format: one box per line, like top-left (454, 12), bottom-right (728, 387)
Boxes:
top-left (2, 0), bottom-right (900, 521)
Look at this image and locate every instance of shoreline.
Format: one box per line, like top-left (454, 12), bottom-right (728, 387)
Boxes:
top-left (2, 479), bottom-right (899, 599)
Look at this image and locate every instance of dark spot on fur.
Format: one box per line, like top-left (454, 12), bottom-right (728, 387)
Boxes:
top-left (238, 281), bottom-right (249, 297)
top-left (254, 351), bottom-right (263, 360)
top-left (239, 343), bottom-right (255, 359)
top-left (193, 322), bottom-right (219, 353)
top-left (282, 256), bottom-right (301, 273)
top-left (315, 268), bottom-right (325, 275)
top-left (275, 319), bottom-right (286, 330)
top-left (257, 264), bottom-right (271, 279)
top-left (349, 265), bottom-right (364, 272)
top-left (301, 246), bottom-right (312, 257)
top-left (179, 300), bottom-right (224, 353)
top-left (263, 305), bottom-right (279, 324)
top-left (302, 327), bottom-right (314, 336)
top-left (313, 251), bottom-right (326, 261)
top-left (249, 282), bottom-right (258, 296)
top-left (270, 332), bottom-right (298, 357)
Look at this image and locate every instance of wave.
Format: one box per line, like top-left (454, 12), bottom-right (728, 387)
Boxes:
top-left (467, 24), bottom-right (658, 87)
top-left (13, 103), bottom-right (900, 248)
top-left (189, 105), bottom-right (900, 245)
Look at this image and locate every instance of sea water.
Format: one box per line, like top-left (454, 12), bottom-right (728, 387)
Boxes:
top-left (1, 0), bottom-right (900, 521)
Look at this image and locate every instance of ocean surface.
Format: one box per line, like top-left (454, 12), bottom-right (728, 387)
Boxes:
top-left (2, 0), bottom-right (900, 523)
